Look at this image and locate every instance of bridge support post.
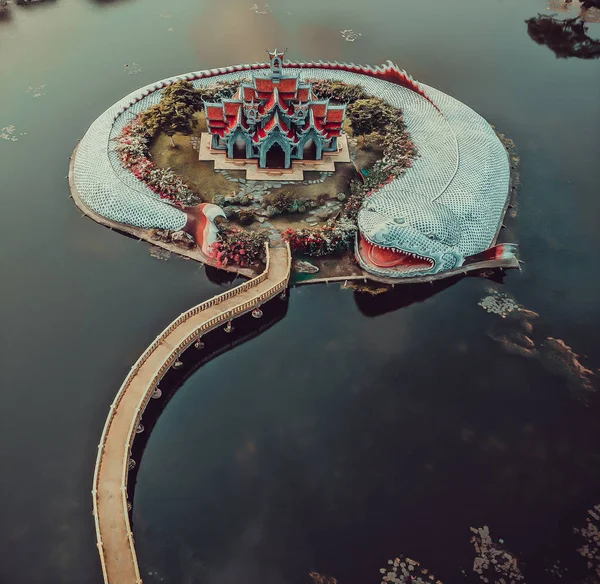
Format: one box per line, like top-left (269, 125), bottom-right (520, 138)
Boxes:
top-left (194, 337), bottom-right (204, 350)
top-left (252, 307), bottom-right (263, 319)
top-left (173, 359), bottom-right (183, 369)
top-left (136, 423), bottom-right (144, 434)
top-left (151, 388), bottom-right (162, 399)
top-left (128, 458), bottom-right (136, 470)
top-left (224, 320), bottom-right (234, 333)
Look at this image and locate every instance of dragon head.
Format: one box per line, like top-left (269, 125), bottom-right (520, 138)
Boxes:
top-left (356, 193), bottom-right (464, 278)
top-left (184, 202), bottom-right (227, 259)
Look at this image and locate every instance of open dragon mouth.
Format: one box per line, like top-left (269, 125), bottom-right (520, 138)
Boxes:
top-left (358, 234), bottom-right (435, 273)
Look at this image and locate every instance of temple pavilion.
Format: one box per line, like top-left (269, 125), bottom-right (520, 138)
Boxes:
top-left (203, 50), bottom-right (346, 169)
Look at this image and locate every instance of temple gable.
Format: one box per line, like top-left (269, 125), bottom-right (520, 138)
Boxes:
top-left (204, 49), bottom-right (346, 169)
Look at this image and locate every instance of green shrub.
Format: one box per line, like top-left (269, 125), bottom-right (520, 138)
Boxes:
top-left (347, 98), bottom-right (398, 135)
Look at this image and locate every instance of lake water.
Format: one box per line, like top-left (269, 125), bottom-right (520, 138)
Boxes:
top-left (1, 0), bottom-right (599, 582)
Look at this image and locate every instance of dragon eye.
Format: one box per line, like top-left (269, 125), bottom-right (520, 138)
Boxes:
top-left (426, 232), bottom-right (439, 240)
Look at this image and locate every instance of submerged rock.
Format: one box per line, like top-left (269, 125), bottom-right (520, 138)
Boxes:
top-left (294, 260), bottom-right (319, 274)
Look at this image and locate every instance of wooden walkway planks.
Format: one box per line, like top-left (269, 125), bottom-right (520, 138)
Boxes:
top-left (92, 243), bottom-right (291, 584)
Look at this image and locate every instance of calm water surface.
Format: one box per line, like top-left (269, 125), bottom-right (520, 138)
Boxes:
top-left (1, 0), bottom-right (599, 583)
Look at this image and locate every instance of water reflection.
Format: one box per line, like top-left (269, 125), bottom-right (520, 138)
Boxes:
top-left (0, 2), bottom-right (12, 23)
top-left (205, 264), bottom-right (240, 286)
top-left (526, 13), bottom-right (600, 58)
top-left (128, 293), bottom-right (290, 499)
top-left (14, 0), bottom-right (57, 6)
top-left (88, 0), bottom-right (135, 5)
top-left (353, 271), bottom-right (505, 317)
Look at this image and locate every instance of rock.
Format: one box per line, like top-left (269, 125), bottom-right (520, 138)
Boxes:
top-left (257, 216), bottom-right (266, 224)
top-left (170, 230), bottom-right (196, 249)
top-left (149, 228), bottom-right (171, 242)
top-left (238, 210), bottom-right (254, 225)
top-left (294, 260), bottom-right (319, 274)
top-left (315, 210), bottom-right (331, 220)
top-left (212, 194), bottom-right (225, 206)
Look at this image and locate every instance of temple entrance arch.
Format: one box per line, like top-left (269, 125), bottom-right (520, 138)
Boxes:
top-left (227, 129), bottom-right (250, 160)
top-left (232, 136), bottom-right (246, 159)
top-left (298, 131), bottom-right (323, 161)
top-left (265, 142), bottom-right (286, 168)
top-left (302, 138), bottom-right (317, 160)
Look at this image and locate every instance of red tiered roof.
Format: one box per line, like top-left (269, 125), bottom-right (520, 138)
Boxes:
top-left (277, 77), bottom-right (299, 94)
top-left (205, 61), bottom-right (346, 149)
top-left (309, 102), bottom-right (327, 118)
top-left (206, 105), bottom-right (224, 121)
top-left (327, 107), bottom-right (345, 122)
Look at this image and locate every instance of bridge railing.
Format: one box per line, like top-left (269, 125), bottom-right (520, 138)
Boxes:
top-left (92, 242), bottom-right (290, 584)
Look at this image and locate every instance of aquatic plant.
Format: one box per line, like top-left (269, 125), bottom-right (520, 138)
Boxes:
top-left (309, 572), bottom-right (337, 584)
top-left (379, 556), bottom-right (442, 584)
top-left (478, 291), bottom-right (522, 318)
top-left (340, 29), bottom-right (362, 42)
top-left (470, 526), bottom-right (524, 583)
top-left (575, 503), bottom-right (600, 579)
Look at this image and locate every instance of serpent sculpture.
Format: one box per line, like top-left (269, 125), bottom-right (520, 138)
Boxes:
top-left (72, 59), bottom-right (517, 583)
top-left (72, 60), bottom-right (516, 281)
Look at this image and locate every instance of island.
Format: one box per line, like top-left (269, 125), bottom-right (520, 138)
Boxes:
top-left (69, 51), bottom-right (518, 584)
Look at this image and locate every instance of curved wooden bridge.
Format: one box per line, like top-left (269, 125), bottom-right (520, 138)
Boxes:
top-left (92, 241), bottom-right (291, 584)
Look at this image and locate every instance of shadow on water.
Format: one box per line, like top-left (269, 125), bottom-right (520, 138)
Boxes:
top-left (526, 13), bottom-right (600, 58)
top-left (126, 292), bottom-right (290, 512)
top-left (205, 264), bottom-right (242, 286)
top-left (353, 270), bottom-right (507, 317)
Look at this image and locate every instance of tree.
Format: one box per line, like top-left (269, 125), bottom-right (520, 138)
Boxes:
top-left (161, 79), bottom-right (204, 110)
top-left (140, 95), bottom-right (197, 147)
top-left (347, 98), bottom-right (399, 135)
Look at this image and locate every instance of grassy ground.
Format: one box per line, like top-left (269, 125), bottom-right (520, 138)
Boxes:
top-left (149, 111), bottom-right (382, 233)
top-left (149, 113), bottom-right (244, 203)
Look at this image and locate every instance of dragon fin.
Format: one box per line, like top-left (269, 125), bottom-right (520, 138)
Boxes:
top-left (463, 243), bottom-right (518, 265)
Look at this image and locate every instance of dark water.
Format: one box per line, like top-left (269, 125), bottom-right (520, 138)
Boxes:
top-left (1, 0), bottom-right (599, 583)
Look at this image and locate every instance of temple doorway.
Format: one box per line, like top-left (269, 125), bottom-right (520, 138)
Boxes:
top-left (265, 142), bottom-right (286, 168)
top-left (232, 136), bottom-right (246, 159)
top-left (302, 138), bottom-right (317, 160)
